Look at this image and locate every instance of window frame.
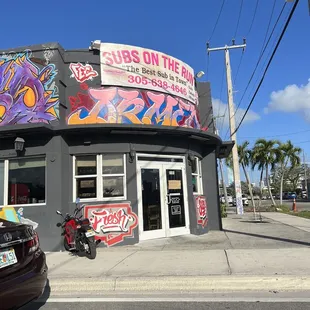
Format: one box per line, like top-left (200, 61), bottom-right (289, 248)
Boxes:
top-left (0, 157), bottom-right (47, 208)
top-left (192, 157), bottom-right (203, 195)
top-left (72, 154), bottom-right (127, 202)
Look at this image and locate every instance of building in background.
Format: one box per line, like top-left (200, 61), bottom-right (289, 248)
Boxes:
top-left (0, 42), bottom-right (232, 250)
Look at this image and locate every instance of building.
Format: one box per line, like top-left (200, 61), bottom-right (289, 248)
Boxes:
top-left (0, 42), bottom-right (232, 251)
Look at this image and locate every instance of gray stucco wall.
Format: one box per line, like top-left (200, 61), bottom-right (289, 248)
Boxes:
top-left (0, 42), bottom-right (223, 250)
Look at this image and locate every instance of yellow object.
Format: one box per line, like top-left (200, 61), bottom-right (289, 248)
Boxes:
top-left (0, 207), bottom-right (20, 223)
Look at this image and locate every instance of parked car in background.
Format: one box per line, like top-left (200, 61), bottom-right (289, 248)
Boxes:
top-left (0, 219), bottom-right (48, 309)
top-left (283, 192), bottom-right (297, 199)
top-left (233, 194), bottom-right (249, 206)
top-left (220, 195), bottom-right (233, 205)
top-left (302, 191), bottom-right (308, 199)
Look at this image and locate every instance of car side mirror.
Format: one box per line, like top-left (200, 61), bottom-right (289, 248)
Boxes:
top-left (56, 223), bottom-right (62, 227)
top-left (56, 210), bottom-right (62, 215)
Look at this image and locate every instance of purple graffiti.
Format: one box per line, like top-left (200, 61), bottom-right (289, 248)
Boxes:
top-left (0, 50), bottom-right (59, 125)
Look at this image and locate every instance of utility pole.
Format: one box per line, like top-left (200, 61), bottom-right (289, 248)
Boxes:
top-left (304, 150), bottom-right (308, 198)
top-left (207, 39), bottom-right (246, 215)
top-left (214, 116), bottom-right (229, 210)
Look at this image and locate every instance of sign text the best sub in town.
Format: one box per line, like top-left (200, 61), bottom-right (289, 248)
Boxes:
top-left (100, 43), bottom-right (196, 104)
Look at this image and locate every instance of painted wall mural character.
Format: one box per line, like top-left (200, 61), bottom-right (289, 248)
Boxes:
top-left (67, 83), bottom-right (202, 129)
top-left (69, 63), bottom-right (98, 83)
top-left (195, 196), bottom-right (208, 228)
top-left (84, 203), bottom-right (138, 246)
top-left (0, 50), bottom-right (59, 125)
top-left (0, 206), bottom-right (39, 229)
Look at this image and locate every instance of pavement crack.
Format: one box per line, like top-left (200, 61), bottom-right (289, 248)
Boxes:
top-left (113, 277), bottom-right (118, 291)
top-left (224, 249), bottom-right (232, 275)
top-left (224, 230), bottom-right (234, 249)
top-left (103, 251), bottom-right (138, 277)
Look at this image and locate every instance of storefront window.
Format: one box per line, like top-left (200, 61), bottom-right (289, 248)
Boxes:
top-left (8, 158), bottom-right (46, 205)
top-left (0, 161), bottom-right (4, 205)
top-left (75, 156), bottom-right (97, 199)
top-left (192, 157), bottom-right (203, 195)
top-left (102, 154), bottom-right (125, 197)
top-left (73, 154), bottom-right (126, 201)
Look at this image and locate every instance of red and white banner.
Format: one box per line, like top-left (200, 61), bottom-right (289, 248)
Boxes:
top-left (195, 196), bottom-right (208, 228)
top-left (100, 43), bottom-right (196, 104)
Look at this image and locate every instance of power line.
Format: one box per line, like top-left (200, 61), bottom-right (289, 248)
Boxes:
top-left (231, 0), bottom-right (299, 137)
top-left (249, 4), bottom-right (291, 97)
top-left (208, 0), bottom-right (226, 42)
top-left (233, 2), bottom-right (286, 112)
top-left (259, 0), bottom-right (277, 56)
top-left (234, 52), bottom-right (244, 85)
top-left (246, 0), bottom-right (260, 36)
top-left (223, 1), bottom-right (287, 139)
top-left (240, 128), bottom-right (310, 140)
top-left (234, 0), bottom-right (244, 38)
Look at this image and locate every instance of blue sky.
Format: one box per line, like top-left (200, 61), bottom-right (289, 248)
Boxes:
top-left (1, 0), bottom-right (309, 184)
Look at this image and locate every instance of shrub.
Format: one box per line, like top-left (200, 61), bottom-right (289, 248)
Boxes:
top-left (221, 204), bottom-right (227, 218)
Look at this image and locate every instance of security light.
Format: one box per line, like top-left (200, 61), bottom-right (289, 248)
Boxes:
top-left (89, 40), bottom-right (101, 51)
top-left (196, 71), bottom-right (205, 79)
top-left (14, 137), bottom-right (25, 152)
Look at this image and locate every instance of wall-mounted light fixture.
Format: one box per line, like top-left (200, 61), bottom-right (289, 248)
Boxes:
top-left (89, 40), bottom-right (101, 51)
top-left (14, 137), bottom-right (25, 152)
top-left (195, 71), bottom-right (205, 79)
top-left (188, 154), bottom-right (196, 167)
top-left (129, 150), bottom-right (136, 163)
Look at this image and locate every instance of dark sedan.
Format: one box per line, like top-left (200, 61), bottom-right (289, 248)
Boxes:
top-left (0, 219), bottom-right (48, 310)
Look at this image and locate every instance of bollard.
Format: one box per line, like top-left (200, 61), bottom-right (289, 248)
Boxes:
top-left (292, 197), bottom-right (297, 212)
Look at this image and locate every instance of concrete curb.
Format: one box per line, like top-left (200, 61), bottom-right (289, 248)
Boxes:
top-left (48, 276), bottom-right (310, 294)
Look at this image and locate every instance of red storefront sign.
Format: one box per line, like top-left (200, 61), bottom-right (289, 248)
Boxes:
top-left (84, 202), bottom-right (138, 246)
top-left (195, 196), bottom-right (208, 228)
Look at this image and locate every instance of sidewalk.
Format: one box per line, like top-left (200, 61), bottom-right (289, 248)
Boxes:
top-left (45, 212), bottom-right (310, 294)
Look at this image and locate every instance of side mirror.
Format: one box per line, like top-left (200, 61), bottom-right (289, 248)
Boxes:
top-left (56, 223), bottom-right (62, 227)
top-left (75, 197), bottom-right (80, 204)
top-left (56, 210), bottom-right (62, 215)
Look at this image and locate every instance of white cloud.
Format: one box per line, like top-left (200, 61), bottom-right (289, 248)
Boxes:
top-left (265, 79), bottom-right (310, 121)
top-left (212, 98), bottom-right (260, 130)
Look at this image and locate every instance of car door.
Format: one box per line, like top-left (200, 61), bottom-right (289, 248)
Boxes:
top-left (0, 220), bottom-right (35, 284)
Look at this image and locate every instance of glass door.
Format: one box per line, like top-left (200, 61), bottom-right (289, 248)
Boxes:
top-left (164, 164), bottom-right (189, 237)
top-left (137, 164), bottom-right (166, 240)
top-left (137, 157), bottom-right (190, 241)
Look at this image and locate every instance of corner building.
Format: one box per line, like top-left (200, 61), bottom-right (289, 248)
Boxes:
top-left (0, 42), bottom-right (232, 251)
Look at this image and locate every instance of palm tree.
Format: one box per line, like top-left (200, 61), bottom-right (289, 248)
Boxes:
top-left (226, 141), bottom-right (257, 218)
top-left (251, 139), bottom-right (280, 207)
top-left (277, 141), bottom-right (301, 205)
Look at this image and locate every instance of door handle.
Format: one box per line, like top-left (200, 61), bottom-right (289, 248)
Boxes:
top-left (166, 195), bottom-right (171, 204)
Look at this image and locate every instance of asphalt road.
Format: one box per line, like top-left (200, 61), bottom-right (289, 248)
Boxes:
top-left (247, 199), bottom-right (310, 210)
top-left (21, 300), bottom-right (310, 310)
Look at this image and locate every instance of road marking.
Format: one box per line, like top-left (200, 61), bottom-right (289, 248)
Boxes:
top-left (36, 297), bottom-right (310, 303)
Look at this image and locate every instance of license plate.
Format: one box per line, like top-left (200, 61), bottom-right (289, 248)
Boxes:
top-left (0, 248), bottom-right (17, 269)
top-left (85, 230), bottom-right (95, 237)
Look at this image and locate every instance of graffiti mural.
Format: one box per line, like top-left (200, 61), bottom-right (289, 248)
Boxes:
top-left (0, 50), bottom-right (59, 125)
top-left (195, 196), bottom-right (208, 228)
top-left (0, 206), bottom-right (39, 229)
top-left (67, 84), bottom-right (203, 129)
top-left (84, 203), bottom-right (138, 246)
top-left (69, 63), bottom-right (98, 83)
